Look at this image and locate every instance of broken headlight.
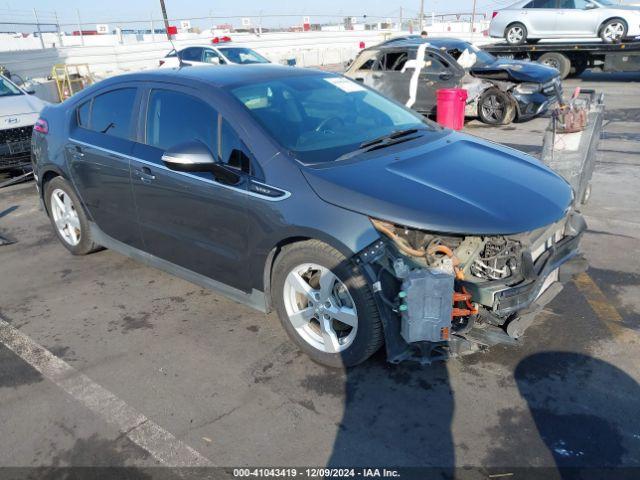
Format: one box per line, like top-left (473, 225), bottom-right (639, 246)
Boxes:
top-left (514, 83), bottom-right (541, 95)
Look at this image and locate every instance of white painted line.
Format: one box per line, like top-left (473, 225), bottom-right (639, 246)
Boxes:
top-left (0, 317), bottom-right (213, 467)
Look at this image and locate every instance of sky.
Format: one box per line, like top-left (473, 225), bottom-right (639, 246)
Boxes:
top-left (0, 0), bottom-right (512, 29)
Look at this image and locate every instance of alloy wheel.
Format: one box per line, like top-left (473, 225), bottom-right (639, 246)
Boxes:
top-left (481, 94), bottom-right (505, 122)
top-left (602, 22), bottom-right (624, 41)
top-left (507, 26), bottom-right (524, 44)
top-left (282, 263), bottom-right (358, 353)
top-left (50, 188), bottom-right (81, 246)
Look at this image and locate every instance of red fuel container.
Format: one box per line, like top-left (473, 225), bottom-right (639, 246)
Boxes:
top-left (436, 88), bottom-right (468, 130)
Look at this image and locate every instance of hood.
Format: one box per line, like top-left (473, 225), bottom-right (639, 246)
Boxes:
top-left (301, 133), bottom-right (573, 235)
top-left (471, 59), bottom-right (558, 83)
top-left (0, 93), bottom-right (47, 117)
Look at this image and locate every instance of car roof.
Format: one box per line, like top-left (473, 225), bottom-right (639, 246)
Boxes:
top-left (176, 44), bottom-right (251, 50)
top-left (370, 37), bottom-right (472, 52)
top-left (98, 64), bottom-right (331, 89)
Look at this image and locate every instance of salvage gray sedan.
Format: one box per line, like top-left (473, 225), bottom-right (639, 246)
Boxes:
top-left (31, 65), bottom-right (585, 367)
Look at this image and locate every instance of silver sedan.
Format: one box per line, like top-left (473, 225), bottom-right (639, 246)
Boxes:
top-left (489, 0), bottom-right (640, 44)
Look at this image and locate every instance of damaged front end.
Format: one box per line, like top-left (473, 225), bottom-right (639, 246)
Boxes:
top-left (357, 214), bottom-right (587, 364)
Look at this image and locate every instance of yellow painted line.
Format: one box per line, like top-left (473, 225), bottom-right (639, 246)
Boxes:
top-left (573, 272), bottom-right (637, 344)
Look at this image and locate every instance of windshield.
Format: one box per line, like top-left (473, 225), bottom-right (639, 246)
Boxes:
top-left (0, 76), bottom-right (23, 97)
top-left (230, 74), bottom-right (435, 164)
top-left (220, 47), bottom-right (270, 64)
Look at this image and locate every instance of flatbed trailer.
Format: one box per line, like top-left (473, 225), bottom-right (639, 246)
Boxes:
top-left (481, 41), bottom-right (640, 79)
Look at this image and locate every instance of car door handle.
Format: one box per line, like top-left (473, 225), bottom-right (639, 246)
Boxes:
top-left (355, 77), bottom-right (365, 82)
top-left (136, 166), bottom-right (156, 183)
top-left (70, 145), bottom-right (84, 159)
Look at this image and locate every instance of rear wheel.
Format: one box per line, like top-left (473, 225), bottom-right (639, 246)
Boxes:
top-left (505, 23), bottom-right (527, 45)
top-left (478, 88), bottom-right (516, 125)
top-left (599, 19), bottom-right (627, 43)
top-left (538, 52), bottom-right (571, 79)
top-left (271, 240), bottom-right (383, 368)
top-left (44, 176), bottom-right (98, 255)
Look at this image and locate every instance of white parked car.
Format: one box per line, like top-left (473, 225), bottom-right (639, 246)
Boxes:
top-left (489, 0), bottom-right (640, 44)
top-left (159, 44), bottom-right (271, 68)
top-left (0, 75), bottom-right (47, 171)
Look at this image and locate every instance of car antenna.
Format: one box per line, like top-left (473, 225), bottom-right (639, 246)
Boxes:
top-left (167, 34), bottom-right (185, 69)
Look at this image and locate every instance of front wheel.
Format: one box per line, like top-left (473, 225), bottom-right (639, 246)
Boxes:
top-left (478, 88), bottom-right (516, 125)
top-left (600, 19), bottom-right (627, 43)
top-left (505, 23), bottom-right (527, 45)
top-left (271, 240), bottom-right (383, 368)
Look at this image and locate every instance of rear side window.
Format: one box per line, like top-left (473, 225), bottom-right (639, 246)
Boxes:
top-left (525, 0), bottom-right (557, 7)
top-left (180, 47), bottom-right (203, 61)
top-left (90, 88), bottom-right (137, 139)
top-left (145, 89), bottom-right (218, 153)
top-left (77, 100), bottom-right (91, 127)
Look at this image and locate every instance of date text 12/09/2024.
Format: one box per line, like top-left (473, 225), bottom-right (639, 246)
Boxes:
top-left (233, 468), bottom-right (401, 478)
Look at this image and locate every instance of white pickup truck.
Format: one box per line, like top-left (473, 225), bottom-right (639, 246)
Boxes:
top-left (0, 75), bottom-right (48, 172)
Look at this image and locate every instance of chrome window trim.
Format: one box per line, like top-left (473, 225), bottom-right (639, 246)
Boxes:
top-left (68, 138), bottom-right (291, 202)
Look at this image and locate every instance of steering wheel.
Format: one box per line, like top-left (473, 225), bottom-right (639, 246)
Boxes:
top-left (315, 116), bottom-right (345, 133)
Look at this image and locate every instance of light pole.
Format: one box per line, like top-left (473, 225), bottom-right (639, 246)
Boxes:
top-left (419, 0), bottom-right (425, 31)
top-left (159, 0), bottom-right (171, 39)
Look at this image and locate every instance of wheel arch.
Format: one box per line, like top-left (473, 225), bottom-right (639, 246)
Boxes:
top-left (39, 166), bottom-right (67, 216)
top-left (598, 17), bottom-right (628, 34)
top-left (504, 20), bottom-right (529, 36)
top-left (261, 232), bottom-right (374, 313)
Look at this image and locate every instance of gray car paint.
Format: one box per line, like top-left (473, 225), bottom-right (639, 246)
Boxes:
top-left (31, 65), bottom-right (573, 311)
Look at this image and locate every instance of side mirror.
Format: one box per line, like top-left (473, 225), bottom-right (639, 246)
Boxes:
top-left (26, 89), bottom-right (36, 95)
top-left (208, 57), bottom-right (220, 65)
top-left (584, 3), bottom-right (597, 8)
top-left (161, 139), bottom-right (240, 185)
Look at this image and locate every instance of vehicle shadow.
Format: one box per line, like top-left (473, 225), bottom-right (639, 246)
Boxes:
top-left (512, 351), bottom-right (640, 478)
top-left (325, 350), bottom-right (455, 472)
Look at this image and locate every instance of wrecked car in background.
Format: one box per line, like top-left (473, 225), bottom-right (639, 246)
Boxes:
top-left (345, 37), bottom-right (561, 125)
top-left (1, 74), bottom-right (47, 172)
top-left (32, 65), bottom-right (585, 367)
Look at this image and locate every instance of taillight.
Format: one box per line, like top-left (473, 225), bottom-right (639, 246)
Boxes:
top-left (34, 118), bottom-right (48, 134)
top-left (492, 11), bottom-right (499, 18)
top-left (159, 59), bottom-right (165, 66)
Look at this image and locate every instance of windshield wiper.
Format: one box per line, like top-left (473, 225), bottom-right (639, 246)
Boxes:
top-left (360, 128), bottom-right (421, 149)
top-left (335, 133), bottom-right (423, 163)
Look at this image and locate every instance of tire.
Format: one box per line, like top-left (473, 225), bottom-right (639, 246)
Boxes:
top-left (478, 88), bottom-right (516, 125)
top-left (599, 18), bottom-right (627, 43)
top-left (271, 240), bottom-right (383, 368)
top-left (538, 52), bottom-right (571, 79)
top-left (504, 23), bottom-right (527, 45)
top-left (44, 176), bottom-right (98, 255)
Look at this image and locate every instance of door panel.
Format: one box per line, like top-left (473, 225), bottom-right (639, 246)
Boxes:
top-left (556, 0), bottom-right (600, 34)
top-left (130, 86), bottom-right (251, 291)
top-left (67, 88), bottom-right (143, 248)
top-left (130, 142), bottom-right (250, 290)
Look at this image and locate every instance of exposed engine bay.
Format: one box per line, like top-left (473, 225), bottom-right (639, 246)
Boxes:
top-left (357, 214), bottom-right (587, 364)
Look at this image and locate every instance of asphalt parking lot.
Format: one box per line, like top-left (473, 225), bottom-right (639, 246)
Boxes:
top-left (1, 70), bottom-right (639, 475)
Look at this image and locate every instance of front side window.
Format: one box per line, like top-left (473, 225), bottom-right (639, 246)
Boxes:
top-left (220, 120), bottom-right (252, 174)
top-left (230, 74), bottom-right (436, 164)
top-left (218, 47), bottom-right (269, 64)
top-left (90, 88), bottom-right (136, 139)
top-left (422, 52), bottom-right (449, 73)
top-left (145, 89), bottom-right (217, 153)
top-left (0, 77), bottom-right (22, 97)
top-left (203, 49), bottom-right (224, 64)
